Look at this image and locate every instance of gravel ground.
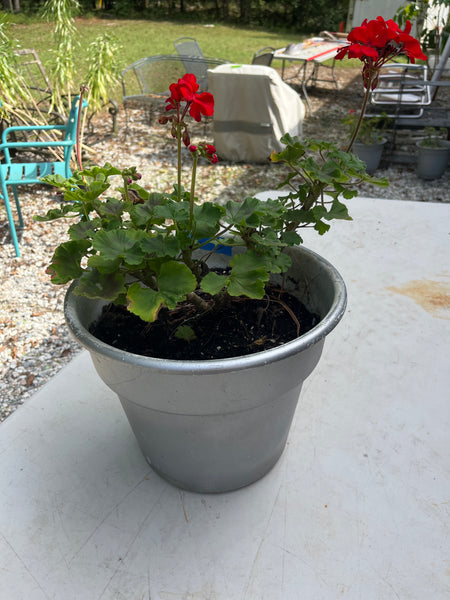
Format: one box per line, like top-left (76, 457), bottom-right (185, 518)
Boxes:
top-left (1, 67), bottom-right (449, 421)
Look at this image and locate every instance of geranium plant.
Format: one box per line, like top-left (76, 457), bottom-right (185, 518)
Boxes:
top-left (35, 17), bottom-right (425, 346)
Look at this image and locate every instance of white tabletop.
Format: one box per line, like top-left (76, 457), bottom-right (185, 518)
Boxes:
top-left (274, 40), bottom-right (343, 63)
top-left (1, 196), bottom-right (449, 600)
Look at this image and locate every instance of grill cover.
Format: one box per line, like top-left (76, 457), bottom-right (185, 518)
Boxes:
top-left (208, 64), bottom-right (305, 162)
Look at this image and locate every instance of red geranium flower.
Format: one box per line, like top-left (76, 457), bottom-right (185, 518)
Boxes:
top-left (188, 91), bottom-right (214, 122)
top-left (336, 16), bottom-right (427, 88)
top-left (165, 73), bottom-right (214, 121)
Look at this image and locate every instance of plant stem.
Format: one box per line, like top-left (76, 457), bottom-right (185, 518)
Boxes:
top-left (345, 80), bottom-right (373, 153)
top-left (76, 85), bottom-right (88, 171)
top-left (177, 122), bottom-right (182, 202)
top-left (189, 153), bottom-right (198, 228)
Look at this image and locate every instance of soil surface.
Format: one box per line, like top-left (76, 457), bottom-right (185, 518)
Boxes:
top-left (90, 285), bottom-right (319, 360)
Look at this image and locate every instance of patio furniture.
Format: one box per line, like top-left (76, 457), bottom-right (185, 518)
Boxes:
top-left (122, 54), bottom-right (228, 124)
top-left (173, 37), bottom-right (229, 91)
top-left (0, 95), bottom-right (87, 258)
top-left (273, 38), bottom-right (347, 113)
top-left (365, 37), bottom-right (450, 162)
top-left (208, 64), bottom-right (305, 163)
top-left (251, 47), bottom-right (275, 67)
top-left (368, 36), bottom-right (450, 124)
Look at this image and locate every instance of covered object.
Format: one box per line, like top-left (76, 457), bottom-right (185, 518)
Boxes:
top-left (208, 64), bottom-right (305, 162)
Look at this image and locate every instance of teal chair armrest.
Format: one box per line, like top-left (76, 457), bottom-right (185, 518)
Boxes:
top-left (0, 139), bottom-right (75, 151)
top-left (2, 124), bottom-right (67, 144)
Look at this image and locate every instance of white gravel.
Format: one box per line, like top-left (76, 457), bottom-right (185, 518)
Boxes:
top-left (1, 70), bottom-right (449, 421)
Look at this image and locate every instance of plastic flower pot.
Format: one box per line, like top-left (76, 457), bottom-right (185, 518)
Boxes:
top-left (353, 138), bottom-right (387, 174)
top-left (416, 142), bottom-right (450, 180)
top-left (64, 245), bottom-right (346, 494)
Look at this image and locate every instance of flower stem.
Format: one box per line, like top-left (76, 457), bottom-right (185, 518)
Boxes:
top-left (177, 123), bottom-right (182, 202)
top-left (189, 153), bottom-right (198, 228)
top-left (76, 85), bottom-right (88, 171)
top-left (345, 79), bottom-right (373, 153)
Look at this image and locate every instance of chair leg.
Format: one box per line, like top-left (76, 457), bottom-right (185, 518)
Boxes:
top-left (12, 185), bottom-right (24, 227)
top-left (0, 183), bottom-right (21, 257)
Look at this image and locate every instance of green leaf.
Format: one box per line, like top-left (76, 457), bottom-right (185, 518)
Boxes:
top-left (69, 219), bottom-right (101, 240)
top-left (92, 229), bottom-right (145, 265)
top-left (311, 205), bottom-right (327, 221)
top-left (314, 220), bottom-right (331, 235)
top-left (139, 234), bottom-right (180, 258)
top-left (46, 240), bottom-right (91, 284)
top-left (129, 193), bottom-right (167, 227)
top-left (175, 325), bottom-right (197, 342)
top-left (224, 197), bottom-right (263, 227)
top-left (265, 251), bottom-right (292, 274)
top-left (74, 270), bottom-right (126, 301)
top-left (87, 254), bottom-right (121, 274)
top-left (92, 197), bottom-right (125, 218)
top-left (201, 271), bottom-right (227, 295)
top-left (34, 203), bottom-right (82, 222)
top-left (227, 252), bottom-right (270, 298)
top-left (280, 230), bottom-right (302, 245)
top-left (192, 202), bottom-right (223, 237)
top-left (326, 198), bottom-right (352, 221)
top-left (126, 283), bottom-right (164, 322)
top-left (157, 261), bottom-right (197, 309)
top-left (154, 200), bottom-right (190, 224)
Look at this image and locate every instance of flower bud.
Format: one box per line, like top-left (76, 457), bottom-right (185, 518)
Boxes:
top-left (182, 128), bottom-right (191, 147)
top-left (189, 144), bottom-right (197, 153)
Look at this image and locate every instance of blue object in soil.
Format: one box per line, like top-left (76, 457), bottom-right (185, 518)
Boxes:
top-left (198, 239), bottom-right (233, 255)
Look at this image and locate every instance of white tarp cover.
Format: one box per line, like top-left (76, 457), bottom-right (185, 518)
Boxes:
top-left (208, 64), bottom-right (305, 163)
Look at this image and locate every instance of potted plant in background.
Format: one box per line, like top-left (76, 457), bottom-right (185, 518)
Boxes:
top-left (416, 126), bottom-right (449, 180)
top-left (35, 17), bottom-right (426, 493)
top-left (342, 110), bottom-right (391, 173)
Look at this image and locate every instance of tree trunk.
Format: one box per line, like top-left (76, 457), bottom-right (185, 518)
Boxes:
top-left (240, 0), bottom-right (251, 23)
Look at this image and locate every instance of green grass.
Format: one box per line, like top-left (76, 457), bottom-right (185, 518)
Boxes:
top-left (7, 16), bottom-right (305, 93)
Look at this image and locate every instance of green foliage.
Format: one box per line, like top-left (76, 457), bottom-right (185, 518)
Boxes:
top-left (41, 0), bottom-right (80, 112)
top-left (0, 17), bottom-right (32, 113)
top-left (175, 325), bottom-right (197, 342)
top-left (35, 133), bottom-right (388, 324)
top-left (418, 127), bottom-right (448, 148)
top-left (341, 111), bottom-right (392, 145)
top-left (84, 33), bottom-right (122, 113)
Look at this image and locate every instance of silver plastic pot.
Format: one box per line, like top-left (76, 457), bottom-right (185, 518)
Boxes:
top-left (64, 245), bottom-right (347, 493)
top-left (353, 138), bottom-right (387, 174)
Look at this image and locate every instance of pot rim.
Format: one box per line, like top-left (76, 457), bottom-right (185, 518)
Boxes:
top-left (416, 140), bottom-right (449, 150)
top-left (354, 137), bottom-right (388, 147)
top-left (64, 246), bottom-right (347, 374)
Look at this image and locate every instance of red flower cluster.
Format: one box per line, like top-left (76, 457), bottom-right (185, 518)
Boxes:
top-left (165, 73), bottom-right (214, 122)
top-left (189, 143), bottom-right (218, 164)
top-left (336, 16), bottom-right (427, 89)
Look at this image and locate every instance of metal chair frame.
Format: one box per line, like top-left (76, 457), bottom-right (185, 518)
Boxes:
top-left (121, 54), bottom-right (228, 125)
top-left (251, 47), bottom-right (275, 67)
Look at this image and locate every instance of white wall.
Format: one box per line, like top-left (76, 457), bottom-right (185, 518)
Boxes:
top-left (346, 0), bottom-right (410, 30)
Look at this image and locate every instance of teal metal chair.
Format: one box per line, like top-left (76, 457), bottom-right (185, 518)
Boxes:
top-left (0, 95), bottom-right (87, 257)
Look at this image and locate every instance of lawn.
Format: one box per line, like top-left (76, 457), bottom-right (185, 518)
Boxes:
top-left (7, 16), bottom-right (307, 98)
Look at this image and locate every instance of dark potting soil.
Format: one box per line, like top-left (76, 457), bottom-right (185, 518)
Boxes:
top-left (90, 285), bottom-right (319, 361)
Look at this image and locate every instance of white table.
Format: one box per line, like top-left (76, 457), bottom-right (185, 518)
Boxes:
top-left (273, 39), bottom-right (346, 113)
top-left (1, 196), bottom-right (449, 600)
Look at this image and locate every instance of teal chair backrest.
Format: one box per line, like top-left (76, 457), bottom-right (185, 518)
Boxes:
top-left (0, 95), bottom-right (88, 257)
